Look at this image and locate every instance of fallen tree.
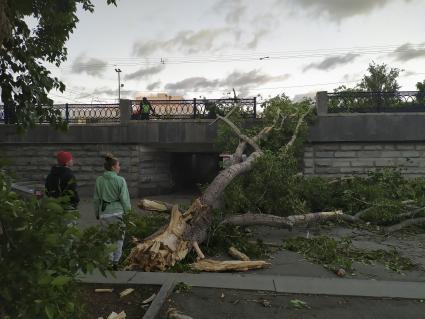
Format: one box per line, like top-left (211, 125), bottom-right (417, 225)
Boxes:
top-left (126, 101), bottom-right (348, 271)
top-left (126, 93), bottom-right (425, 271)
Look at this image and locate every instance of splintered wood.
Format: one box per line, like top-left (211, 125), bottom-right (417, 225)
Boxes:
top-left (190, 259), bottom-right (270, 272)
top-left (126, 205), bottom-right (190, 271)
top-left (119, 288), bottom-right (134, 298)
top-left (228, 246), bottom-right (250, 261)
top-left (137, 199), bottom-right (173, 213)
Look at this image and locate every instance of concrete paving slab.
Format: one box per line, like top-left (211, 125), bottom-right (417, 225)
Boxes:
top-left (129, 272), bottom-right (276, 291)
top-left (274, 276), bottom-right (425, 299)
top-left (81, 271), bottom-right (425, 299)
top-left (79, 270), bottom-right (137, 284)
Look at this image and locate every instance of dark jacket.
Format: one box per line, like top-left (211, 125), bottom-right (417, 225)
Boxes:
top-left (45, 166), bottom-right (80, 208)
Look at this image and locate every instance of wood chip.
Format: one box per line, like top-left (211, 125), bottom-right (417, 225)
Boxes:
top-left (228, 246), bottom-right (250, 261)
top-left (94, 288), bottom-right (114, 293)
top-left (106, 311), bottom-right (126, 319)
top-left (190, 259), bottom-right (270, 272)
top-left (167, 308), bottom-right (193, 319)
top-left (142, 293), bottom-right (157, 304)
top-left (119, 288), bottom-right (135, 298)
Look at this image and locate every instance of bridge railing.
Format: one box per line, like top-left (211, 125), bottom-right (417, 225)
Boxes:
top-left (0, 97), bottom-right (257, 123)
top-left (0, 103), bottom-right (120, 124)
top-left (130, 98), bottom-right (257, 120)
top-left (318, 91), bottom-right (425, 114)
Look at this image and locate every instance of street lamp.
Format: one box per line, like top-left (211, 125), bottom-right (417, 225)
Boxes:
top-left (114, 68), bottom-right (122, 102)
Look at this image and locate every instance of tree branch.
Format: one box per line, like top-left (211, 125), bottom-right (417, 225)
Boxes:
top-left (385, 217), bottom-right (425, 233)
top-left (281, 108), bottom-right (311, 153)
top-left (217, 115), bottom-right (262, 152)
top-left (222, 210), bottom-right (344, 228)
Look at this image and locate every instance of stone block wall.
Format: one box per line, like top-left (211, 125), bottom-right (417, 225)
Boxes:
top-left (304, 143), bottom-right (425, 178)
top-left (0, 144), bottom-right (173, 197)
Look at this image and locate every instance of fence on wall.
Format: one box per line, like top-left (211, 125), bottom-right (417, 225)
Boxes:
top-left (0, 98), bottom-right (257, 123)
top-left (321, 91), bottom-right (425, 113)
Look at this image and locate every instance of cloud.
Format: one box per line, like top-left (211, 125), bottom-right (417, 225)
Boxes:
top-left (75, 87), bottom-right (139, 100)
top-left (245, 29), bottom-right (269, 49)
top-left (303, 54), bottom-right (359, 72)
top-left (284, 0), bottom-right (411, 21)
top-left (293, 91), bottom-right (316, 102)
top-left (224, 69), bottom-right (290, 87)
top-left (124, 65), bottom-right (164, 80)
top-left (71, 54), bottom-right (108, 77)
top-left (165, 77), bottom-right (220, 91)
top-left (389, 43), bottom-right (425, 62)
top-left (212, 0), bottom-right (247, 25)
top-left (133, 28), bottom-right (231, 56)
top-left (146, 81), bottom-right (161, 90)
top-left (164, 69), bottom-right (290, 95)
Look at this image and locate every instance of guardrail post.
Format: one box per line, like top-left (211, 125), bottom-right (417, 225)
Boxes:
top-left (253, 97), bottom-right (257, 118)
top-left (316, 91), bottom-right (329, 115)
top-left (119, 99), bottom-right (131, 124)
top-left (193, 98), bottom-right (197, 119)
top-left (65, 103), bottom-right (69, 123)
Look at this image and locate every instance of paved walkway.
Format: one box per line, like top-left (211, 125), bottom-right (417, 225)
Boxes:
top-left (80, 271), bottom-right (425, 299)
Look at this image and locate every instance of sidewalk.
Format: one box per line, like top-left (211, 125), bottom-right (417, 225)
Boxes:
top-left (80, 270), bottom-right (425, 299)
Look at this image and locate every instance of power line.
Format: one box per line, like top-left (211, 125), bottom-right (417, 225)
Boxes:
top-left (57, 43), bottom-right (425, 70)
top-left (50, 71), bottom-right (425, 103)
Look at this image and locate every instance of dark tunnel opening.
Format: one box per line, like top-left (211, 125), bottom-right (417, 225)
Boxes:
top-left (170, 153), bottom-right (220, 193)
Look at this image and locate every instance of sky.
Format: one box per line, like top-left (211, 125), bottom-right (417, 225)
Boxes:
top-left (47, 0), bottom-right (425, 104)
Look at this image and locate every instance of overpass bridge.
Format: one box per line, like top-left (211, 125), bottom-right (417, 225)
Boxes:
top-left (2, 92), bottom-right (425, 197)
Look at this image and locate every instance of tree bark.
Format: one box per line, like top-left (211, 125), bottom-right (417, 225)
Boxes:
top-left (190, 259), bottom-right (269, 272)
top-left (222, 211), bottom-right (344, 228)
top-left (385, 217), bottom-right (425, 233)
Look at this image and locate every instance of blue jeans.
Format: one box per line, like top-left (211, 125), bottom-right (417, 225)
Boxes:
top-left (99, 214), bottom-right (125, 264)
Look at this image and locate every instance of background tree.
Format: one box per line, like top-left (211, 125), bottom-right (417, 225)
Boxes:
top-left (417, 80), bottom-right (425, 92)
top-left (416, 80), bottom-right (425, 104)
top-left (0, 0), bottom-right (116, 129)
top-left (329, 62), bottom-right (402, 112)
top-left (356, 62), bottom-right (401, 92)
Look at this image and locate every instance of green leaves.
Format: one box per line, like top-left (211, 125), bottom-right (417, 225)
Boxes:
top-left (44, 305), bottom-right (56, 319)
top-left (0, 168), bottom-right (113, 318)
top-left (51, 275), bottom-right (72, 287)
top-left (283, 236), bottom-right (414, 273)
top-left (0, 0), bottom-right (116, 130)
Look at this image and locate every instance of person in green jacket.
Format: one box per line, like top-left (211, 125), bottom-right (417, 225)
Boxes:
top-left (94, 153), bottom-right (131, 270)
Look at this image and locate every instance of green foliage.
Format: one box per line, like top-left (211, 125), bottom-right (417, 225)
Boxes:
top-left (0, 0), bottom-right (116, 130)
top-left (224, 152), bottom-right (305, 216)
top-left (357, 62), bottom-right (401, 92)
top-left (219, 94), bottom-right (314, 217)
top-left (300, 169), bottom-right (425, 222)
top-left (417, 80), bottom-right (425, 104)
top-left (416, 80), bottom-right (425, 92)
top-left (204, 210), bottom-right (270, 258)
top-left (283, 236), bottom-right (414, 273)
top-left (289, 299), bottom-right (311, 310)
top-left (174, 282), bottom-right (192, 293)
top-left (328, 62), bottom-right (405, 112)
top-left (0, 169), bottom-right (115, 319)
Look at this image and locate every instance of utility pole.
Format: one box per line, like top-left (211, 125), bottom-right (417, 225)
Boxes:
top-left (115, 68), bottom-right (122, 102)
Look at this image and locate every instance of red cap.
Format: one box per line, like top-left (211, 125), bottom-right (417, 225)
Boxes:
top-left (57, 151), bottom-right (73, 166)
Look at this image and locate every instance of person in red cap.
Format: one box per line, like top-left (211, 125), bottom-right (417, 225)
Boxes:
top-left (45, 151), bottom-right (80, 208)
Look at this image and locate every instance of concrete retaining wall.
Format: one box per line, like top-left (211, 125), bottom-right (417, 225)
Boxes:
top-left (0, 144), bottom-right (173, 197)
top-left (304, 142), bottom-right (425, 178)
top-left (305, 113), bottom-right (425, 177)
